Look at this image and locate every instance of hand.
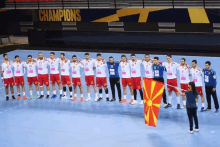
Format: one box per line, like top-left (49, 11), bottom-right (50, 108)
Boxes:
top-left (175, 87), bottom-right (179, 90)
top-left (93, 67), bottom-right (96, 70)
top-left (1, 78), bottom-right (3, 83)
top-left (212, 88), bottom-right (216, 92)
top-left (103, 59), bottom-right (106, 64)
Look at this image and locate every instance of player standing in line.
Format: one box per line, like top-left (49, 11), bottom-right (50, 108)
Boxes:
top-left (119, 55), bottom-right (134, 104)
top-left (142, 54), bottom-right (154, 80)
top-left (177, 58), bottom-right (190, 109)
top-left (34, 52), bottom-right (50, 99)
top-left (70, 55), bottom-right (84, 101)
top-left (128, 54), bottom-right (144, 105)
top-left (60, 53), bottom-right (73, 99)
top-left (12, 55), bottom-right (27, 100)
top-left (46, 52), bottom-right (62, 99)
top-left (163, 55), bottom-right (180, 109)
top-left (191, 60), bottom-right (205, 112)
top-left (95, 53), bottom-right (109, 102)
top-left (25, 55), bottom-right (40, 99)
top-left (81, 53), bottom-right (98, 102)
top-left (1, 54), bottom-right (16, 101)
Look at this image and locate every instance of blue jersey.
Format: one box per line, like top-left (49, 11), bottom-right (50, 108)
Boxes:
top-left (107, 62), bottom-right (119, 78)
top-left (203, 68), bottom-right (217, 88)
top-left (153, 63), bottom-right (166, 78)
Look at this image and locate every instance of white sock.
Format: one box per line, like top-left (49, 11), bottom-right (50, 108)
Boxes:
top-left (30, 91), bottom-right (33, 95)
top-left (177, 96), bottom-right (180, 104)
top-left (99, 94), bottom-right (102, 98)
top-left (131, 95), bottom-right (134, 99)
top-left (59, 90), bottom-right (62, 94)
top-left (70, 92), bottom-right (73, 96)
top-left (47, 91), bottom-right (50, 95)
top-left (123, 95), bottom-right (127, 99)
top-left (37, 91), bottom-right (39, 95)
top-left (183, 100), bottom-right (186, 105)
top-left (41, 91), bottom-right (43, 95)
top-left (64, 92), bottom-right (67, 95)
top-left (106, 94), bottom-right (109, 97)
top-left (95, 93), bottom-right (98, 98)
top-left (196, 103), bottom-right (198, 107)
top-left (23, 92), bottom-right (25, 96)
top-left (81, 94), bottom-right (83, 97)
top-left (202, 103), bottom-right (205, 107)
top-left (53, 91), bottom-right (56, 94)
top-left (168, 95), bottom-right (172, 104)
top-left (88, 93), bottom-right (90, 98)
top-left (74, 94), bottom-right (77, 97)
top-left (18, 93), bottom-right (20, 96)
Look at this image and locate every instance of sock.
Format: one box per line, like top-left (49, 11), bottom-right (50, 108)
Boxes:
top-left (63, 87), bottom-right (66, 95)
top-left (69, 87), bottom-right (73, 96)
top-left (81, 94), bottom-right (83, 97)
top-left (23, 92), bottom-right (25, 96)
top-left (105, 88), bottom-right (109, 97)
top-left (18, 93), bottom-right (20, 96)
top-left (53, 91), bottom-right (56, 94)
top-left (59, 90), bottom-right (62, 94)
top-left (183, 100), bottom-right (186, 105)
top-left (131, 95), bottom-right (134, 99)
top-left (88, 93), bottom-right (90, 98)
top-left (47, 91), bottom-right (50, 95)
top-left (30, 91), bottom-right (33, 96)
top-left (64, 92), bottom-right (67, 95)
top-left (74, 94), bottom-right (77, 97)
top-left (123, 95), bottom-right (126, 99)
top-left (41, 91), bottom-right (44, 95)
top-left (6, 95), bottom-right (9, 97)
top-left (133, 89), bottom-right (137, 100)
top-left (70, 92), bottom-right (73, 96)
top-left (99, 94), bottom-right (103, 98)
top-left (99, 89), bottom-right (102, 94)
top-left (37, 91), bottom-right (39, 95)
top-left (95, 93), bottom-right (98, 98)
top-left (202, 103), bottom-right (205, 107)
top-left (139, 89), bottom-right (143, 100)
top-left (168, 95), bottom-right (172, 104)
top-left (177, 96), bottom-right (180, 104)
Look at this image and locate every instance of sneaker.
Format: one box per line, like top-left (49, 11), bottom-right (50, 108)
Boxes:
top-left (120, 98), bottom-right (127, 103)
top-left (177, 104), bottom-right (180, 109)
top-left (215, 109), bottom-right (219, 113)
top-left (119, 98), bottom-right (122, 102)
top-left (38, 95), bottom-right (44, 99)
top-left (12, 95), bottom-right (16, 100)
top-left (94, 98), bottom-right (98, 102)
top-left (23, 95), bottom-right (27, 100)
top-left (72, 97), bottom-right (77, 101)
top-left (110, 98), bottom-right (116, 102)
top-left (51, 94), bottom-right (57, 99)
top-left (201, 107), bottom-right (205, 112)
top-left (188, 130), bottom-right (194, 134)
top-left (163, 103), bottom-right (168, 108)
top-left (69, 96), bottom-right (74, 100)
top-left (98, 97), bottom-right (103, 102)
top-left (165, 103), bottom-right (172, 108)
top-left (193, 128), bottom-right (199, 132)
top-left (59, 94), bottom-right (62, 99)
top-left (205, 108), bottom-right (211, 111)
top-left (140, 100), bottom-right (144, 105)
top-left (131, 100), bottom-right (137, 105)
top-left (86, 97), bottom-right (91, 102)
top-left (62, 95), bottom-right (67, 99)
top-left (181, 105), bottom-right (186, 109)
top-left (17, 96), bottom-right (21, 100)
top-left (129, 99), bottom-right (134, 104)
top-left (46, 95), bottom-right (50, 99)
top-left (6, 96), bottom-right (9, 101)
top-left (80, 97), bottom-right (84, 102)
top-left (29, 95), bottom-right (33, 100)
top-left (106, 97), bottom-right (109, 102)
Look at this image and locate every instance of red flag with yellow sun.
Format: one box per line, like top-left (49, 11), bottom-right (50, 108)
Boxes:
top-left (143, 78), bottom-right (165, 127)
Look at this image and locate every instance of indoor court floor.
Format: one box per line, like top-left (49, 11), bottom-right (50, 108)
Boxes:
top-left (0, 50), bottom-right (219, 147)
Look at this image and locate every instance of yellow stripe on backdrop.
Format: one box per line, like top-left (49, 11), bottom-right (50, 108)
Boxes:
top-left (188, 8), bottom-right (210, 23)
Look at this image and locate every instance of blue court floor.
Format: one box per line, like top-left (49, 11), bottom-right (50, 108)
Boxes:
top-left (0, 50), bottom-right (219, 147)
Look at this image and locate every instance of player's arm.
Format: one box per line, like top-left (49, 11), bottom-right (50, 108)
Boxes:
top-left (213, 70), bottom-right (217, 91)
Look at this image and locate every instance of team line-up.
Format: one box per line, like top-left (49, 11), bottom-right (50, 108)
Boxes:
top-left (1, 52), bottom-right (219, 112)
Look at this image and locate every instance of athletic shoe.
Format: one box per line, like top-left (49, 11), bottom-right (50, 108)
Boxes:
top-left (80, 97), bottom-right (84, 102)
top-left (188, 130), bottom-right (194, 134)
top-left (140, 100), bottom-right (144, 105)
top-left (94, 98), bottom-right (98, 102)
top-left (69, 96), bottom-right (73, 100)
top-left (98, 97), bottom-right (103, 102)
top-left (106, 97), bottom-right (109, 101)
top-left (181, 105), bottom-right (186, 109)
top-left (129, 99), bottom-right (134, 104)
top-left (29, 95), bottom-right (33, 100)
top-left (38, 95), bottom-right (44, 99)
top-left (193, 128), bottom-right (199, 132)
top-left (62, 95), bottom-right (67, 99)
top-left (215, 109), bottom-right (219, 113)
top-left (86, 97), bottom-right (91, 102)
top-left (120, 98), bottom-right (127, 103)
top-left (119, 98), bottom-right (122, 102)
top-left (51, 94), bottom-right (57, 99)
top-left (23, 95), bottom-right (27, 100)
top-left (6, 96), bottom-right (9, 101)
top-left (165, 103), bottom-right (172, 108)
top-left (110, 98), bottom-right (116, 102)
top-left (17, 96), bottom-right (21, 100)
top-left (59, 94), bottom-right (62, 99)
top-left (177, 104), bottom-right (180, 109)
top-left (12, 95), bottom-right (16, 100)
top-left (46, 95), bottom-right (49, 99)
top-left (200, 107), bottom-right (205, 112)
top-left (163, 103), bottom-right (168, 108)
top-left (205, 108), bottom-right (211, 111)
top-left (72, 97), bottom-right (77, 101)
top-left (131, 100), bottom-right (137, 105)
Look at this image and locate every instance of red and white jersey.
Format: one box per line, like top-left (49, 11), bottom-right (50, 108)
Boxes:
top-left (94, 59), bottom-right (107, 78)
top-left (35, 59), bottom-right (49, 74)
top-left (81, 59), bottom-right (95, 76)
top-left (1, 61), bottom-right (13, 79)
top-left (142, 60), bottom-right (153, 78)
top-left (177, 64), bottom-right (190, 84)
top-left (70, 61), bottom-right (83, 78)
top-left (25, 62), bottom-right (37, 77)
top-left (12, 62), bottom-right (25, 77)
top-left (119, 61), bottom-right (131, 78)
top-left (190, 66), bottom-right (203, 87)
top-left (60, 59), bottom-right (70, 76)
top-left (47, 58), bottom-right (60, 74)
top-left (163, 61), bottom-right (178, 79)
top-left (128, 60), bottom-right (142, 77)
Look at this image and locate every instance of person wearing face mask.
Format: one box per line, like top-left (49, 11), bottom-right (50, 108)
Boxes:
top-left (107, 56), bottom-right (122, 102)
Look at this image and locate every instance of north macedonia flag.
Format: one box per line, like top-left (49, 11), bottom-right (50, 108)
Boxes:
top-left (143, 79), bottom-right (165, 127)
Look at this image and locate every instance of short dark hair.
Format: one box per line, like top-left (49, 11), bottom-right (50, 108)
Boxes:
top-left (72, 55), bottom-right (77, 58)
top-left (15, 55), bottom-right (19, 59)
top-left (85, 53), bottom-right (89, 56)
top-left (38, 52), bottom-right (43, 55)
top-left (145, 54), bottom-right (149, 56)
top-left (60, 53), bottom-right (65, 56)
top-left (131, 54), bottom-right (136, 57)
top-left (121, 55), bottom-right (126, 58)
top-left (154, 57), bottom-right (159, 60)
top-left (3, 54), bottom-right (7, 58)
top-left (192, 60), bottom-right (197, 64)
top-left (50, 52), bottom-right (55, 55)
top-left (109, 56), bottom-right (113, 59)
top-left (167, 55), bottom-right (172, 58)
top-left (97, 53), bottom-right (101, 57)
top-left (27, 55), bottom-right (32, 58)
top-left (181, 58), bottom-right (186, 62)
top-left (205, 61), bottom-right (211, 66)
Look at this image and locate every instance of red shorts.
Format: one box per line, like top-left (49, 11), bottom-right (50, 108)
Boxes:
top-left (72, 78), bottom-right (81, 86)
top-left (14, 76), bottom-right (25, 86)
top-left (4, 77), bottom-right (14, 87)
top-left (85, 75), bottom-right (95, 86)
top-left (180, 83), bottom-right (188, 93)
top-left (131, 77), bottom-right (142, 90)
top-left (122, 78), bottom-right (131, 87)
top-left (196, 86), bottom-right (203, 96)
top-left (96, 77), bottom-right (107, 87)
top-left (167, 78), bottom-right (178, 92)
top-left (27, 77), bottom-right (38, 85)
top-left (50, 74), bottom-right (61, 84)
top-left (38, 74), bottom-right (49, 86)
top-left (61, 75), bottom-right (71, 85)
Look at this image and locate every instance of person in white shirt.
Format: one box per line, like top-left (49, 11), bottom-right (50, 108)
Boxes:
top-left (81, 53), bottom-right (98, 102)
top-left (163, 55), bottom-right (180, 109)
top-left (1, 54), bottom-right (15, 101)
top-left (119, 55), bottom-right (134, 104)
top-left (46, 52), bottom-right (62, 99)
top-left (142, 54), bottom-right (154, 80)
top-left (94, 53), bottom-right (109, 102)
top-left (25, 55), bottom-right (40, 99)
top-left (70, 55), bottom-right (84, 101)
top-left (177, 58), bottom-right (190, 109)
top-left (128, 54), bottom-right (144, 105)
top-left (12, 55), bottom-right (27, 100)
top-left (34, 52), bottom-right (50, 99)
top-left (191, 60), bottom-right (205, 112)
top-left (60, 53), bottom-right (73, 99)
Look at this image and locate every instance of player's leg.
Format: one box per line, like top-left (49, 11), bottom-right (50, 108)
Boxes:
top-left (91, 76), bottom-right (98, 101)
top-left (72, 85), bottom-right (77, 101)
top-left (79, 85), bottom-right (83, 101)
top-left (38, 74), bottom-right (44, 99)
top-left (85, 76), bottom-right (91, 101)
top-left (9, 78), bottom-right (15, 100)
top-left (16, 85), bottom-right (21, 100)
top-left (173, 79), bottom-right (180, 109)
top-left (166, 79), bottom-right (172, 108)
top-left (20, 76), bottom-right (26, 99)
top-left (205, 86), bottom-right (212, 110)
top-left (58, 83), bottom-right (62, 98)
top-left (62, 84), bottom-right (67, 99)
top-left (5, 81), bottom-right (9, 101)
top-left (130, 78), bottom-right (136, 104)
top-left (67, 76), bottom-right (73, 99)
top-left (121, 78), bottom-right (128, 103)
top-left (44, 74), bottom-right (50, 99)
top-left (109, 78), bottom-right (116, 102)
top-left (211, 88), bottom-right (219, 111)
top-left (115, 78), bottom-right (122, 102)
top-left (102, 78), bottom-right (109, 101)
top-left (136, 77), bottom-right (143, 105)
